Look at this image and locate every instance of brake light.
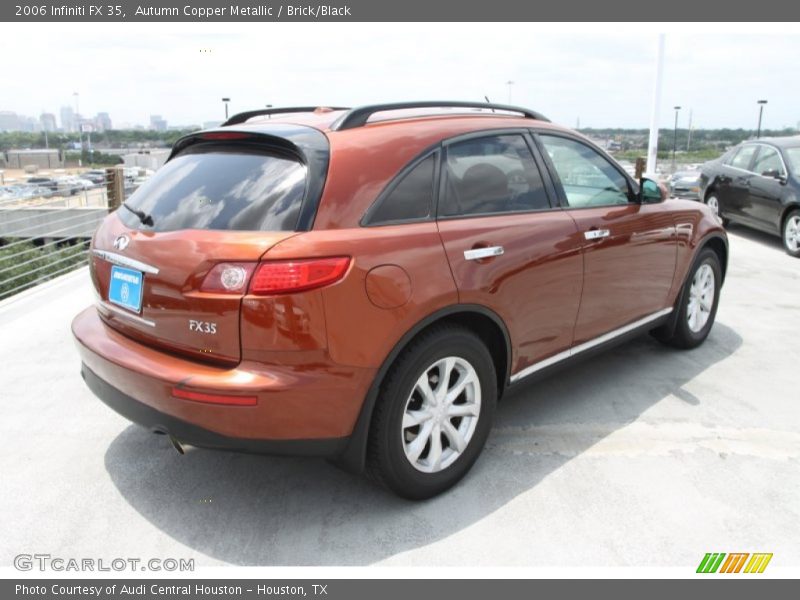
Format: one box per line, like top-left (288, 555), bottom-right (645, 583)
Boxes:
top-left (249, 257), bottom-right (351, 295)
top-left (200, 262), bottom-right (256, 293)
top-left (200, 132), bottom-right (253, 140)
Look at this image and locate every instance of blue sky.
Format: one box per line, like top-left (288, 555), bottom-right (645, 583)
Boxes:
top-left (2, 23), bottom-right (799, 130)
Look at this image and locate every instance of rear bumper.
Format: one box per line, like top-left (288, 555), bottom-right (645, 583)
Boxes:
top-left (72, 306), bottom-right (376, 455)
top-left (81, 364), bottom-right (346, 456)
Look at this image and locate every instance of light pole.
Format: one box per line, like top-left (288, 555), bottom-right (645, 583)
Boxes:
top-left (506, 80), bottom-right (514, 104)
top-left (756, 99), bottom-right (768, 139)
top-left (672, 105), bottom-right (681, 168)
top-left (266, 103), bottom-right (273, 118)
top-left (222, 97), bottom-right (231, 119)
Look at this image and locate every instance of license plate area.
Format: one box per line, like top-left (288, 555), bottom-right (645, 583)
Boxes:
top-left (108, 265), bottom-right (144, 313)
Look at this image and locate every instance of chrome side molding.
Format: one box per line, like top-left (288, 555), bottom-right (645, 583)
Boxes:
top-left (509, 307), bottom-right (673, 383)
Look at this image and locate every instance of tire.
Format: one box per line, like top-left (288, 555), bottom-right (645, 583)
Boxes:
top-left (366, 325), bottom-right (497, 500)
top-left (657, 248), bottom-right (722, 349)
top-left (782, 209), bottom-right (800, 258)
top-left (704, 192), bottom-right (729, 227)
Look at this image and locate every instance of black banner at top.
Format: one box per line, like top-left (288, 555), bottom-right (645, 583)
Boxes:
top-left (2, 0), bottom-right (800, 22)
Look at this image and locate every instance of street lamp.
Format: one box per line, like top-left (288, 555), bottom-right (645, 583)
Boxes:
top-left (506, 80), bottom-right (514, 104)
top-left (222, 97), bottom-right (231, 119)
top-left (756, 99), bottom-right (768, 139)
top-left (266, 103), bottom-right (273, 118)
top-left (672, 105), bottom-right (681, 167)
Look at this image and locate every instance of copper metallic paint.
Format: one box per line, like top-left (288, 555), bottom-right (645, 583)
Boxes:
top-left (73, 111), bottom-right (726, 453)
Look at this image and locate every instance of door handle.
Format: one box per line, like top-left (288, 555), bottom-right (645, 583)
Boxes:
top-left (464, 246), bottom-right (504, 260)
top-left (584, 229), bottom-right (610, 240)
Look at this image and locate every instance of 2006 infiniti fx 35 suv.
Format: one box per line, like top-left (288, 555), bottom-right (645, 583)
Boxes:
top-left (72, 102), bottom-right (727, 499)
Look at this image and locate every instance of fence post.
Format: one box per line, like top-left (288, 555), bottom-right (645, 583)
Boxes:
top-left (635, 157), bottom-right (646, 180)
top-left (105, 166), bottom-right (124, 213)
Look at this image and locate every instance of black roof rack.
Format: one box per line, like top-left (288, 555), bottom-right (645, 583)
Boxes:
top-left (330, 101), bottom-right (549, 131)
top-left (223, 106), bottom-right (350, 127)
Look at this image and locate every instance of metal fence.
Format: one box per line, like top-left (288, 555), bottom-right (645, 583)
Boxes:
top-left (0, 170), bottom-right (129, 301)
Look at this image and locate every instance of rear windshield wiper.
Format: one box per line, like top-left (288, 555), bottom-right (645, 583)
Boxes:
top-left (122, 202), bottom-right (154, 227)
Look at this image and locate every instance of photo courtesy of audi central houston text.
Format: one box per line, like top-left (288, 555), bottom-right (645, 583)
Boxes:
top-left (71, 102), bottom-right (727, 499)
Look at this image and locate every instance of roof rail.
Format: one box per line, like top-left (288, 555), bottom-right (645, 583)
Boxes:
top-left (330, 101), bottom-right (549, 131)
top-left (223, 106), bottom-right (350, 127)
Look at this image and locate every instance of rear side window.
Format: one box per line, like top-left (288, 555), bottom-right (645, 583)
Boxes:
top-left (439, 134), bottom-right (551, 217)
top-left (727, 145), bottom-right (757, 171)
top-left (365, 154), bottom-right (435, 225)
top-left (118, 146), bottom-right (307, 232)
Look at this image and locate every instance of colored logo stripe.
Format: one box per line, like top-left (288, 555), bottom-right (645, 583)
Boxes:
top-left (719, 553), bottom-right (749, 573)
top-left (697, 553), bottom-right (726, 573)
top-left (744, 553), bottom-right (773, 573)
top-left (697, 552), bottom-right (773, 573)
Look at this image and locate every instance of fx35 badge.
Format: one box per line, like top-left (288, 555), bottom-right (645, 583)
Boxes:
top-left (189, 320), bottom-right (217, 334)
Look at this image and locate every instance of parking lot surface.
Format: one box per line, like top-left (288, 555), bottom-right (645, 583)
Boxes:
top-left (1, 225), bottom-right (798, 567)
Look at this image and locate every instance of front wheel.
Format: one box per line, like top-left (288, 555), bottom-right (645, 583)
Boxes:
top-left (656, 248), bottom-right (722, 349)
top-left (366, 325), bottom-right (497, 499)
top-left (782, 210), bottom-right (800, 258)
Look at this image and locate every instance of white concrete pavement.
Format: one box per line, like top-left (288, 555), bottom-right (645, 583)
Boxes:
top-left (1, 225), bottom-right (798, 568)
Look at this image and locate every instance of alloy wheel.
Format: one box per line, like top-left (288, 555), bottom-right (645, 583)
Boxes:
top-left (785, 215), bottom-right (800, 253)
top-left (401, 356), bottom-right (481, 473)
top-left (687, 263), bottom-right (715, 333)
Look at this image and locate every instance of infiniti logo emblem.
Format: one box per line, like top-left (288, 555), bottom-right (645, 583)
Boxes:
top-left (113, 235), bottom-right (129, 251)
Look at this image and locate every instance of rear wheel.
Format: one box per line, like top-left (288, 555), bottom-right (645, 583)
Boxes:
top-left (366, 325), bottom-right (497, 499)
top-left (782, 210), bottom-right (800, 258)
top-left (656, 248), bottom-right (722, 349)
top-left (705, 193), bottom-right (729, 227)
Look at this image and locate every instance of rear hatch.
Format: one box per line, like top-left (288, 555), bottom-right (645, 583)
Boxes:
top-left (90, 129), bottom-right (326, 365)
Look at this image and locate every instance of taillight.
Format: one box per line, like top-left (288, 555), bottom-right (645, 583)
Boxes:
top-left (200, 262), bottom-right (256, 294)
top-left (249, 257), bottom-right (351, 295)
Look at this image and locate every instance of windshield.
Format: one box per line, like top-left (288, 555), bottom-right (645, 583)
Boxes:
top-left (118, 146), bottom-right (307, 232)
top-left (785, 147), bottom-right (800, 174)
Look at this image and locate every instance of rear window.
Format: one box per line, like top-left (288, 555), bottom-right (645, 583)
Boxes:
top-left (118, 146), bottom-right (307, 232)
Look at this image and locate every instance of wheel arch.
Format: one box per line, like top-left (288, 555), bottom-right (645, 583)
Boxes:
top-left (335, 304), bottom-right (512, 473)
top-left (780, 203), bottom-right (800, 233)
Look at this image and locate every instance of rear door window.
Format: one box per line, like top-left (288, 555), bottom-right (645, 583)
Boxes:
top-left (727, 145), bottom-right (758, 171)
top-left (118, 145), bottom-right (307, 232)
top-left (439, 134), bottom-right (551, 217)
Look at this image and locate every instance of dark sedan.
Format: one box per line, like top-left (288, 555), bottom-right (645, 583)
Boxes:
top-left (699, 137), bottom-right (800, 257)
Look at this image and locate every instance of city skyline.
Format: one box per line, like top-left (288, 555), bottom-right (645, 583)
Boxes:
top-left (1, 24), bottom-right (799, 131)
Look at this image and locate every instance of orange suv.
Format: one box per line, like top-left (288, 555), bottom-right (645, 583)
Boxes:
top-left (72, 102), bottom-right (727, 499)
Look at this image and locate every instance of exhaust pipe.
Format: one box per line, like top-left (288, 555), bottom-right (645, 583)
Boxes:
top-left (169, 435), bottom-right (185, 455)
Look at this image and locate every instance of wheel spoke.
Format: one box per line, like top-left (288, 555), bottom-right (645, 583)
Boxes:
top-left (427, 424), bottom-right (443, 470)
top-left (406, 421), bottom-right (434, 463)
top-left (442, 420), bottom-right (467, 453)
top-left (414, 373), bottom-right (436, 406)
top-left (447, 402), bottom-right (480, 418)
top-left (403, 409), bottom-right (432, 429)
top-left (445, 372), bottom-right (473, 404)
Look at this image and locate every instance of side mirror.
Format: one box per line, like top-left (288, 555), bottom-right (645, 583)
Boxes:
top-left (639, 177), bottom-right (667, 203)
top-left (762, 169), bottom-right (787, 184)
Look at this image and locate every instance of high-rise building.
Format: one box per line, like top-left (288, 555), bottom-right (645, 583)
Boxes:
top-left (0, 111), bottom-right (21, 131)
top-left (40, 112), bottom-right (57, 132)
top-left (60, 106), bottom-right (76, 132)
top-left (149, 115), bottom-right (167, 131)
top-left (95, 112), bottom-right (112, 132)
